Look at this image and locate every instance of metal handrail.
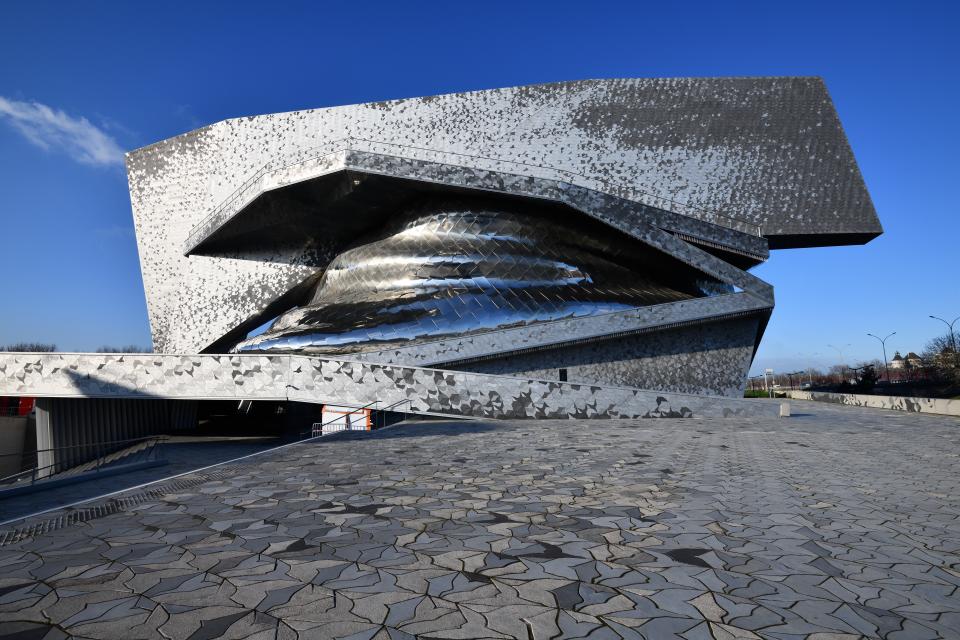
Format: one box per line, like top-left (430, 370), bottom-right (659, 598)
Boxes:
top-left (305, 397), bottom-right (413, 439)
top-left (0, 436), bottom-right (165, 487)
top-left (302, 398), bottom-right (380, 439)
top-left (0, 436), bottom-right (161, 458)
top-left (184, 136), bottom-right (762, 252)
top-left (186, 136), bottom-right (350, 244)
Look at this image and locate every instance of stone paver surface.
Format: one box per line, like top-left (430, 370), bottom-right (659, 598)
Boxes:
top-left (0, 400), bottom-right (958, 639)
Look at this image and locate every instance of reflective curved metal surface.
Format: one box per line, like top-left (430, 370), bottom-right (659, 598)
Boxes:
top-left (234, 198), bottom-right (720, 355)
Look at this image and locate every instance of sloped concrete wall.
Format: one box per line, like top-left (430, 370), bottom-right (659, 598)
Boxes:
top-left (787, 390), bottom-right (960, 416)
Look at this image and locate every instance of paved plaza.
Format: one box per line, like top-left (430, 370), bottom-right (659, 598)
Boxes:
top-left (0, 401), bottom-right (958, 639)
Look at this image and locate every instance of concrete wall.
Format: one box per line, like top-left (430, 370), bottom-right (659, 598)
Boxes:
top-left (787, 390), bottom-right (960, 417)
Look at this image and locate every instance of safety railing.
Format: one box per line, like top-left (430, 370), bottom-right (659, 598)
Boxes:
top-left (184, 137), bottom-right (762, 253)
top-left (303, 398), bottom-right (413, 440)
top-left (0, 436), bottom-right (165, 489)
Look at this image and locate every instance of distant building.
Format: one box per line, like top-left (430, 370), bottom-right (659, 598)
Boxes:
top-left (890, 351), bottom-right (923, 370)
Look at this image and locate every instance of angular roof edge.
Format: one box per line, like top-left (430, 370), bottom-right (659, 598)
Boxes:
top-left (127, 76), bottom-right (880, 246)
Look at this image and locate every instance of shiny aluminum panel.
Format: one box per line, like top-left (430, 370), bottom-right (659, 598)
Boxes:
top-left (235, 198), bottom-right (724, 355)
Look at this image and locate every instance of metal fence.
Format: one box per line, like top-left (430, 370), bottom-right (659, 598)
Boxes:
top-left (307, 398), bottom-right (412, 439)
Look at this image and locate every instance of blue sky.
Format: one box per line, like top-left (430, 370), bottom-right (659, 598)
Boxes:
top-left (0, 1), bottom-right (956, 374)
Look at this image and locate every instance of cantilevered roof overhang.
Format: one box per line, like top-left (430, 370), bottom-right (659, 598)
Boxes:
top-left (182, 146), bottom-right (771, 269)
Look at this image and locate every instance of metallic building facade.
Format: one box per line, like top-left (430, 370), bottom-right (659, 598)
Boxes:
top-left (124, 77), bottom-right (880, 398)
top-left (235, 197), bottom-right (713, 355)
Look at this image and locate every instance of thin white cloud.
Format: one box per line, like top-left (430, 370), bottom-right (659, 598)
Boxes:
top-left (0, 96), bottom-right (124, 167)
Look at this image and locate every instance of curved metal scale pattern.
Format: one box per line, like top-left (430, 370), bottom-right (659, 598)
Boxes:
top-left (235, 198), bottom-right (725, 355)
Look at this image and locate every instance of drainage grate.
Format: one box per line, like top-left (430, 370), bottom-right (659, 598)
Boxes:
top-left (0, 468), bottom-right (234, 546)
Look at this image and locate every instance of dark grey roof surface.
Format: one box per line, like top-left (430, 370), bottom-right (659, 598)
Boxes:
top-left (1, 401), bottom-right (956, 638)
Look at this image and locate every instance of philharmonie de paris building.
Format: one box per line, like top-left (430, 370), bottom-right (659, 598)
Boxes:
top-left (0, 77), bottom-right (881, 449)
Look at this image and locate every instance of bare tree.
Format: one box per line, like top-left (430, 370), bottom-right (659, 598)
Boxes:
top-left (923, 332), bottom-right (957, 364)
top-left (827, 364), bottom-right (849, 383)
top-left (95, 345), bottom-right (150, 353)
top-left (1, 342), bottom-right (57, 352)
top-left (922, 332), bottom-right (959, 384)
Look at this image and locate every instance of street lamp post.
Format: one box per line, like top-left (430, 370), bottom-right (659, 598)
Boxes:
top-left (929, 315), bottom-right (960, 368)
top-left (867, 331), bottom-right (896, 383)
top-left (849, 365), bottom-right (865, 385)
top-left (786, 371), bottom-right (803, 390)
top-left (827, 343), bottom-right (851, 384)
top-left (794, 352), bottom-right (819, 388)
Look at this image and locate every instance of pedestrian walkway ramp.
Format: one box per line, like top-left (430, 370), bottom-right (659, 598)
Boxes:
top-left (0, 352), bottom-right (781, 420)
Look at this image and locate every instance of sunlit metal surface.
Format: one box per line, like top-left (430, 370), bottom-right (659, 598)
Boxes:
top-left (235, 198), bottom-right (724, 355)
